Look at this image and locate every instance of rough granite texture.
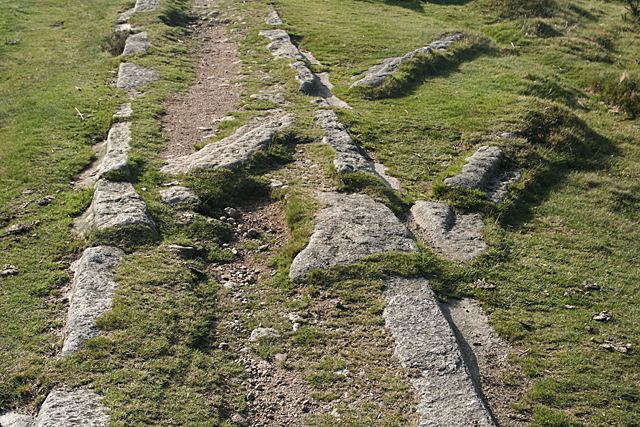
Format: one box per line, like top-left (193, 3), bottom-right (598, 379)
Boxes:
top-left (315, 110), bottom-right (377, 174)
top-left (410, 201), bottom-right (486, 262)
top-left (161, 111), bottom-right (294, 175)
top-left (444, 146), bottom-right (520, 203)
top-left (0, 412), bottom-right (34, 427)
top-left (265, 9), bottom-right (283, 26)
top-left (291, 60), bottom-right (320, 94)
top-left (113, 103), bottom-right (132, 119)
top-left (98, 122), bottom-right (130, 179)
top-left (34, 389), bottom-right (109, 427)
top-left (116, 62), bottom-right (158, 93)
top-left (134, 0), bottom-right (160, 12)
top-left (159, 186), bottom-right (201, 205)
top-left (77, 179), bottom-right (157, 237)
top-left (383, 277), bottom-right (495, 427)
top-left (289, 192), bottom-right (417, 282)
top-left (260, 30), bottom-right (349, 107)
top-left (61, 246), bottom-right (125, 356)
top-left (351, 33), bottom-right (464, 88)
top-left (123, 32), bottom-right (150, 55)
top-left (259, 30), bottom-right (303, 60)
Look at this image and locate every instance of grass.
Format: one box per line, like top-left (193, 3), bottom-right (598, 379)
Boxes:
top-left (0, 0), bottom-right (129, 412)
top-left (0, 0), bottom-right (248, 422)
top-left (233, 0), bottom-right (640, 424)
top-left (2, 0), bottom-right (640, 424)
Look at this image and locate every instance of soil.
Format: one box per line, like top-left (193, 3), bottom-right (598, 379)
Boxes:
top-left (162, 0), bottom-right (241, 158)
top-left (442, 298), bottom-right (531, 426)
top-left (207, 201), bottom-right (318, 426)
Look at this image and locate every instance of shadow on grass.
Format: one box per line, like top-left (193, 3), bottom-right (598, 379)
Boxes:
top-left (160, 0), bottom-right (195, 27)
top-left (356, 0), bottom-right (471, 12)
top-left (356, 37), bottom-right (497, 99)
top-left (498, 102), bottom-right (618, 230)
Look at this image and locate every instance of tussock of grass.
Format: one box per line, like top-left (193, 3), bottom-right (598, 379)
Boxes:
top-left (101, 30), bottom-right (129, 56)
top-left (337, 171), bottom-right (411, 215)
top-left (492, 0), bottom-right (558, 18)
top-left (591, 71), bottom-right (640, 118)
top-left (185, 169), bottom-right (270, 214)
top-left (353, 35), bottom-right (494, 99)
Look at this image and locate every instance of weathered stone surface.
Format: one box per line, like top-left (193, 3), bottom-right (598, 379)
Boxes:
top-left (123, 32), bottom-right (150, 55)
top-left (259, 30), bottom-right (303, 60)
top-left (312, 73), bottom-right (350, 109)
top-left (113, 103), bottom-right (132, 119)
top-left (250, 93), bottom-right (287, 105)
top-left (260, 30), bottom-right (349, 107)
top-left (485, 169), bottom-right (521, 203)
top-left (159, 186), bottom-right (201, 206)
top-left (289, 192), bottom-right (417, 282)
top-left (35, 389), bottom-right (109, 427)
top-left (76, 179), bottom-right (157, 237)
top-left (134, 0), bottom-right (160, 12)
top-left (301, 49), bottom-right (321, 66)
top-left (98, 122), bottom-right (130, 180)
top-left (116, 63), bottom-right (158, 93)
top-left (161, 111), bottom-right (294, 175)
top-left (62, 246), bottom-right (125, 356)
top-left (443, 146), bottom-right (520, 203)
top-left (265, 9), bottom-right (283, 26)
top-left (291, 61), bottom-right (320, 94)
top-left (383, 277), bottom-right (495, 427)
top-left (410, 201), bottom-right (486, 262)
top-left (315, 110), bottom-right (377, 174)
top-left (0, 412), bottom-right (34, 427)
top-left (249, 327), bottom-right (280, 342)
top-left (351, 33), bottom-right (464, 88)
top-left (114, 22), bottom-right (132, 33)
top-left (444, 146), bottom-right (501, 190)
top-left (117, 8), bottom-right (135, 24)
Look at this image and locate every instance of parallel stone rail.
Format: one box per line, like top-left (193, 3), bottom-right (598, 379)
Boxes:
top-left (76, 179), bottom-right (157, 238)
top-left (289, 192), bottom-right (417, 282)
top-left (260, 30), bottom-right (349, 108)
top-left (123, 32), bottom-right (150, 55)
top-left (443, 146), bottom-right (521, 203)
top-left (0, 2), bottom-right (161, 425)
top-left (161, 110), bottom-right (294, 175)
top-left (0, 389), bottom-right (110, 427)
top-left (410, 200), bottom-right (486, 262)
top-left (62, 246), bottom-right (125, 356)
top-left (351, 32), bottom-right (464, 89)
top-left (98, 122), bottom-right (131, 180)
top-left (315, 110), bottom-right (378, 175)
top-left (384, 277), bottom-right (495, 426)
top-left (116, 63), bottom-right (159, 94)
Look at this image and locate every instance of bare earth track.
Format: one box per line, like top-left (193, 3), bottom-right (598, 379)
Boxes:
top-left (162, 0), bottom-right (241, 158)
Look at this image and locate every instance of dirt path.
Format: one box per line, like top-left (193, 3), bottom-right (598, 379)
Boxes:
top-left (161, 2), bottom-right (321, 425)
top-left (162, 0), bottom-right (241, 158)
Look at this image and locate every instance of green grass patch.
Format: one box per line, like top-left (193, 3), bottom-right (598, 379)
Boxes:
top-left (52, 248), bottom-right (244, 425)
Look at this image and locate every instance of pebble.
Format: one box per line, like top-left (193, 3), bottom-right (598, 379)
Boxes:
top-left (224, 207), bottom-right (241, 218)
top-left (592, 311), bottom-right (612, 322)
top-left (0, 265), bottom-right (18, 276)
top-left (249, 327), bottom-right (280, 342)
